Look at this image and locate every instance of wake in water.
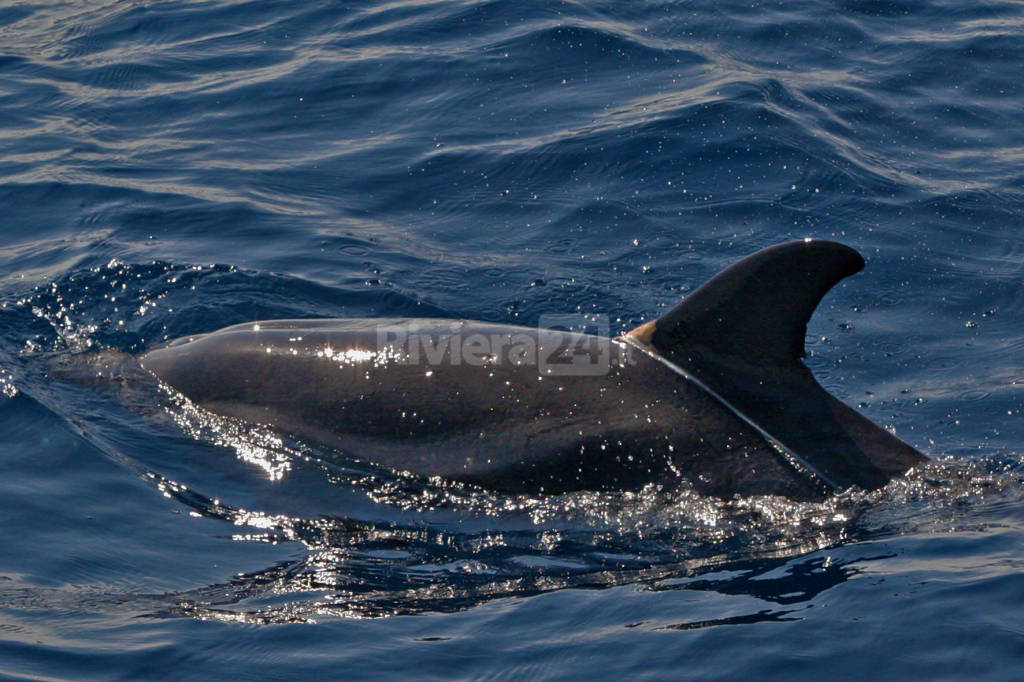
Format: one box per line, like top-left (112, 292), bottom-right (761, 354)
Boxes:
top-left (1, 261), bottom-right (1019, 623)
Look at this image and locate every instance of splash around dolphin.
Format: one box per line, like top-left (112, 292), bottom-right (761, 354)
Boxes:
top-left (140, 240), bottom-right (926, 500)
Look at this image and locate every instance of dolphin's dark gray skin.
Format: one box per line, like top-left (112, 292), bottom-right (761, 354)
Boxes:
top-left (140, 240), bottom-right (925, 500)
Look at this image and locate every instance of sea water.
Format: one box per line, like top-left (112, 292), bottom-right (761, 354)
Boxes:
top-left (1, 1), bottom-right (1023, 679)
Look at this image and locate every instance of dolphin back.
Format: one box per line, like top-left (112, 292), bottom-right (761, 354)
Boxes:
top-left (140, 240), bottom-right (925, 498)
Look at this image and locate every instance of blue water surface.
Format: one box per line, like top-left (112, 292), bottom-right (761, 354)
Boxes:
top-left (1, 0), bottom-right (1023, 679)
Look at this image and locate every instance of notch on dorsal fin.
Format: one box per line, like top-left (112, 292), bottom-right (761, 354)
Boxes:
top-left (629, 239), bottom-right (864, 364)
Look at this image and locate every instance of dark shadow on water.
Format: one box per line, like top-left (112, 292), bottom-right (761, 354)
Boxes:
top-left (663, 553), bottom-right (882, 605)
top-left (657, 608), bottom-right (803, 630)
top-left (146, 534), bottom-right (886, 623)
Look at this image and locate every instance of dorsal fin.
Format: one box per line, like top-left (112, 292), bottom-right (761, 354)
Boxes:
top-left (625, 239), bottom-right (925, 493)
top-left (629, 239), bottom-right (864, 364)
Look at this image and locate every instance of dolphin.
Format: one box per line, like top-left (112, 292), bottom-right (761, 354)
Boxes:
top-left (140, 240), bottom-right (926, 500)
